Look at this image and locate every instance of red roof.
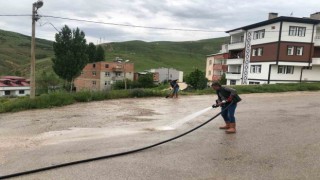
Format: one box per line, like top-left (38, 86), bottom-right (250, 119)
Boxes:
top-left (0, 76), bottom-right (30, 87)
top-left (0, 76), bottom-right (25, 80)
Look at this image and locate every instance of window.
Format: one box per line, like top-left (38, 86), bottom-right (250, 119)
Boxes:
top-left (289, 26), bottom-right (306, 37)
top-left (105, 64), bottom-right (109, 68)
top-left (4, 91), bottom-right (10, 95)
top-left (253, 29), bottom-right (265, 39)
top-left (287, 66), bottom-right (294, 74)
top-left (92, 81), bottom-right (96, 85)
top-left (116, 72), bottom-right (121, 77)
top-left (249, 82), bottom-right (260, 84)
top-left (208, 70), bottom-right (211, 75)
top-left (278, 66), bottom-right (294, 74)
top-left (252, 48), bottom-right (263, 56)
top-left (209, 60), bottom-right (212, 65)
top-left (105, 81), bottom-right (111, 86)
top-left (252, 49), bottom-right (257, 56)
top-left (230, 80), bottom-right (236, 85)
top-left (240, 36), bottom-right (244, 42)
top-left (258, 48), bottom-right (263, 56)
top-left (92, 71), bottom-right (96, 76)
top-left (81, 71), bottom-right (84, 75)
top-left (287, 46), bottom-right (294, 55)
top-left (105, 72), bottom-right (110, 77)
top-left (296, 47), bottom-right (304, 56)
top-left (250, 65), bottom-right (262, 74)
top-left (93, 64), bottom-right (96, 68)
top-left (19, 90), bottom-right (25, 94)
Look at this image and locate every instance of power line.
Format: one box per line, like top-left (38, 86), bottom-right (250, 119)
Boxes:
top-left (0, 14), bottom-right (318, 33)
top-left (40, 15), bottom-right (224, 33)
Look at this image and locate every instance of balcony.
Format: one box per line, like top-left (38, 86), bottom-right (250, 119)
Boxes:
top-left (226, 72), bottom-right (242, 80)
top-left (212, 75), bottom-right (222, 81)
top-left (312, 57), bottom-right (320, 65)
top-left (315, 36), bottom-right (320, 47)
top-left (112, 66), bottom-right (124, 72)
top-left (227, 58), bottom-right (243, 65)
top-left (228, 41), bottom-right (245, 50)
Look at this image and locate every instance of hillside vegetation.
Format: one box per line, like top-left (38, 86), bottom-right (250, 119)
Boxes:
top-left (0, 29), bottom-right (228, 76)
top-left (0, 29), bottom-right (53, 76)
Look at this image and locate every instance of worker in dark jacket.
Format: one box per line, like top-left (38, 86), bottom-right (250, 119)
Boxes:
top-left (211, 82), bottom-right (241, 134)
top-left (169, 79), bottom-right (180, 98)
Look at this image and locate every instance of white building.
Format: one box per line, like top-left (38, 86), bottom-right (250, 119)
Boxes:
top-left (0, 76), bottom-right (30, 97)
top-left (149, 68), bottom-right (184, 82)
top-left (223, 12), bottom-right (320, 85)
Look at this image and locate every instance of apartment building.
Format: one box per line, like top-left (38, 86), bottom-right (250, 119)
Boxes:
top-left (224, 12), bottom-right (320, 85)
top-left (148, 68), bottom-right (184, 83)
top-left (0, 76), bottom-right (30, 97)
top-left (206, 44), bottom-right (228, 82)
top-left (74, 61), bottom-right (134, 91)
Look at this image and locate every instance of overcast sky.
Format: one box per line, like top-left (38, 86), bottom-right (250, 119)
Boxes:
top-left (0, 0), bottom-right (319, 43)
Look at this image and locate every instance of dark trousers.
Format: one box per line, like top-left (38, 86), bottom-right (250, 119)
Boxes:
top-left (221, 103), bottom-right (237, 123)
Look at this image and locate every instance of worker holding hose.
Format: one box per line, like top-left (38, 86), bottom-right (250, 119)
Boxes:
top-left (168, 79), bottom-right (180, 98)
top-left (211, 82), bottom-right (241, 134)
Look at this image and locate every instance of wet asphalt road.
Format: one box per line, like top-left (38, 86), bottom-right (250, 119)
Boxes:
top-left (1, 92), bottom-right (320, 180)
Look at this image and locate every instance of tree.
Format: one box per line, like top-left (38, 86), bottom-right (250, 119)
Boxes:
top-left (52, 25), bottom-right (88, 91)
top-left (219, 73), bottom-right (227, 85)
top-left (185, 69), bottom-right (208, 90)
top-left (36, 71), bottom-right (61, 94)
top-left (96, 45), bottom-right (105, 61)
top-left (138, 73), bottom-right (154, 88)
top-left (87, 42), bottom-right (97, 62)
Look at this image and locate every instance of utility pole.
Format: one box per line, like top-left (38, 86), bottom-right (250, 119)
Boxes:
top-left (30, 0), bottom-right (43, 99)
top-left (124, 60), bottom-right (130, 90)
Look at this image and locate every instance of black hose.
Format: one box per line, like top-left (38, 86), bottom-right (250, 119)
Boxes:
top-left (0, 103), bottom-right (232, 179)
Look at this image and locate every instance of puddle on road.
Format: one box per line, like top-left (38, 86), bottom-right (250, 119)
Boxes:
top-left (36, 127), bottom-right (142, 145)
top-left (35, 106), bottom-right (214, 145)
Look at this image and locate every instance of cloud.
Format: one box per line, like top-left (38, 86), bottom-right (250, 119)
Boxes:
top-left (0, 0), bottom-right (319, 43)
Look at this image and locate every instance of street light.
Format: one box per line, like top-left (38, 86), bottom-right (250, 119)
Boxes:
top-left (30, 0), bottom-right (43, 99)
top-left (124, 60), bottom-right (130, 90)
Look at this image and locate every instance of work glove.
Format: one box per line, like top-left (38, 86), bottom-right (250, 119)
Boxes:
top-left (212, 104), bottom-right (219, 108)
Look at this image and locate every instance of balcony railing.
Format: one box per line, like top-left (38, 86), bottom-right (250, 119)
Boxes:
top-left (226, 72), bottom-right (241, 74)
top-left (312, 57), bottom-right (320, 65)
top-left (227, 58), bottom-right (243, 65)
top-left (229, 40), bottom-right (244, 44)
top-left (112, 67), bottom-right (123, 72)
top-left (226, 72), bottom-right (242, 80)
top-left (315, 36), bottom-right (320, 46)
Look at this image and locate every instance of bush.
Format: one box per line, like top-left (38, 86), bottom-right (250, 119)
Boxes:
top-left (0, 92), bottom-right (74, 113)
top-left (1, 83), bottom-right (320, 114)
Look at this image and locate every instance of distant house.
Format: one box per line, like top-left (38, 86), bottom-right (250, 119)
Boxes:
top-left (206, 44), bottom-right (229, 83)
top-left (148, 68), bottom-right (183, 83)
top-left (74, 61), bottom-right (134, 91)
top-left (134, 71), bottom-right (160, 84)
top-left (0, 76), bottom-right (30, 97)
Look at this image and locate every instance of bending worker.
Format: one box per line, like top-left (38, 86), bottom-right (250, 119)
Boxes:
top-left (169, 79), bottom-right (180, 98)
top-left (211, 82), bottom-right (241, 134)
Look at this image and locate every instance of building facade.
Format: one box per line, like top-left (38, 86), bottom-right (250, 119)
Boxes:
top-left (0, 76), bottom-right (30, 97)
top-left (74, 61), bottom-right (134, 91)
top-left (134, 72), bottom-right (160, 84)
top-left (206, 44), bottom-right (229, 82)
top-left (148, 68), bottom-right (183, 82)
top-left (223, 12), bottom-right (320, 85)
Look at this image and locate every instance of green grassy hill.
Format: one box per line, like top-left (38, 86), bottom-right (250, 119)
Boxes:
top-left (0, 29), bottom-right (228, 76)
top-left (104, 37), bottom-right (228, 74)
top-left (0, 29), bottom-right (54, 76)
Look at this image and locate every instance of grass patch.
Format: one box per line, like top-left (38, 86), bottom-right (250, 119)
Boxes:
top-left (1, 83), bottom-right (320, 113)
